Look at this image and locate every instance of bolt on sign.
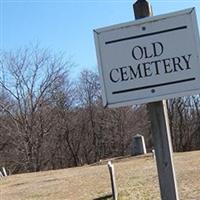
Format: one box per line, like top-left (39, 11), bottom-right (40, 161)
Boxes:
top-left (94, 8), bottom-right (200, 107)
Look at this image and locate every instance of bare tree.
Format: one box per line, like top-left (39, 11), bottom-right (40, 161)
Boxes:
top-left (0, 46), bottom-right (72, 172)
top-left (76, 70), bottom-right (101, 162)
top-left (167, 96), bottom-right (200, 152)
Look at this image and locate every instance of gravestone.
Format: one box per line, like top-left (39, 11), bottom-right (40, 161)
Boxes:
top-left (132, 134), bottom-right (147, 156)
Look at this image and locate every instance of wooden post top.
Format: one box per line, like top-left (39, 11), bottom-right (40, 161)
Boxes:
top-left (133, 0), bottom-right (153, 19)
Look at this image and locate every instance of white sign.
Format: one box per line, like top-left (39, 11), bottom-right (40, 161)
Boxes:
top-left (94, 8), bottom-right (200, 107)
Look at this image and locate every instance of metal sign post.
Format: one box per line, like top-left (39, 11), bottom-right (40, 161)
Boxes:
top-left (133, 1), bottom-right (179, 199)
top-left (108, 161), bottom-right (118, 200)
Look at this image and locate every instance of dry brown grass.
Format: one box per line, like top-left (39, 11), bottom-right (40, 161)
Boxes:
top-left (1, 151), bottom-right (200, 200)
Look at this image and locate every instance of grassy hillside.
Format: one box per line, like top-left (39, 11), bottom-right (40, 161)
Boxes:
top-left (1, 151), bottom-right (200, 200)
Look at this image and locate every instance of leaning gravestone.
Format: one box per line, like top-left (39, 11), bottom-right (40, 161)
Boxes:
top-left (132, 134), bottom-right (147, 156)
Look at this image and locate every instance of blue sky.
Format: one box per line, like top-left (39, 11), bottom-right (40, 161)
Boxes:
top-left (1, 0), bottom-right (200, 78)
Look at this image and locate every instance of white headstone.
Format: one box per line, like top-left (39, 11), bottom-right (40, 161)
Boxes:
top-left (2, 167), bottom-right (7, 177)
top-left (132, 134), bottom-right (147, 156)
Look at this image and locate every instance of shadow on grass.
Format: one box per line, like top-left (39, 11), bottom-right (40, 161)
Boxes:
top-left (93, 194), bottom-right (112, 200)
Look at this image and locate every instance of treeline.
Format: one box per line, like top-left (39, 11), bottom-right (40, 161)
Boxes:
top-left (0, 47), bottom-right (199, 174)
